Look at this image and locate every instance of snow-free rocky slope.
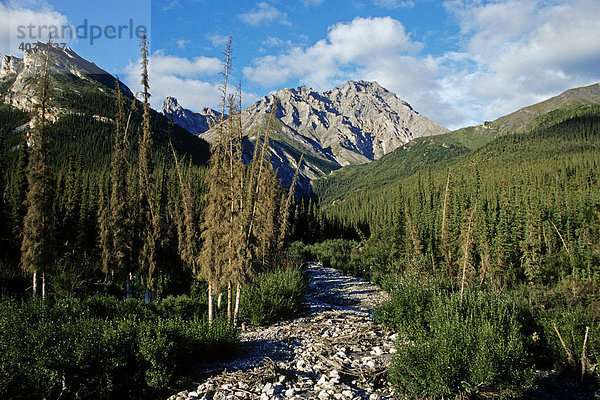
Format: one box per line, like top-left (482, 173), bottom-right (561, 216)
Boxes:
top-left (161, 97), bottom-right (224, 135)
top-left (162, 81), bottom-right (448, 192)
top-left (0, 42), bottom-right (132, 113)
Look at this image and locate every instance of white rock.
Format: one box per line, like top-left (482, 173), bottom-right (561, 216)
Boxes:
top-left (317, 375), bottom-right (329, 387)
top-left (263, 382), bottom-right (273, 393)
top-left (318, 390), bottom-right (330, 400)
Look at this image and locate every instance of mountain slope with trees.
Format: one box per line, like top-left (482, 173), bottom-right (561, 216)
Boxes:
top-left (312, 82), bottom-right (600, 205)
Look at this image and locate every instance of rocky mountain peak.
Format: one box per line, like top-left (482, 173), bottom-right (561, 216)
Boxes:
top-left (188, 80), bottom-right (448, 193)
top-left (160, 97), bottom-right (223, 135)
top-left (0, 43), bottom-right (132, 111)
top-left (161, 96), bottom-right (182, 113)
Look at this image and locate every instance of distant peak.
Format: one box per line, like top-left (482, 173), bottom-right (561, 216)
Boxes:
top-left (162, 96), bottom-right (181, 110)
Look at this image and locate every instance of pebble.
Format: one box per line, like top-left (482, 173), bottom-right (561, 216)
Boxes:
top-left (168, 264), bottom-right (395, 400)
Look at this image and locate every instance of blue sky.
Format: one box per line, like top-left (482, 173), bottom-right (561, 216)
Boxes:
top-left (2, 0), bottom-right (600, 129)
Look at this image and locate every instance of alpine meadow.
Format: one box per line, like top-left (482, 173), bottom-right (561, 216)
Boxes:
top-left (1, 1), bottom-right (600, 399)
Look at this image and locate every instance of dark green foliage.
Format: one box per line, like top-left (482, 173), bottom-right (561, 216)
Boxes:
top-left (313, 106), bottom-right (600, 398)
top-left (240, 267), bottom-right (306, 325)
top-left (309, 239), bottom-right (364, 276)
top-left (313, 107), bottom-right (600, 292)
top-left (0, 295), bottom-right (238, 400)
top-left (376, 282), bottom-right (536, 399)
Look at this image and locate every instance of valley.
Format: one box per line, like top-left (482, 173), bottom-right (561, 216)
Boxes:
top-left (0, 37), bottom-right (599, 400)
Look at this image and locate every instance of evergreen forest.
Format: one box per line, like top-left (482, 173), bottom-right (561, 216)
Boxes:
top-left (1, 38), bottom-right (600, 400)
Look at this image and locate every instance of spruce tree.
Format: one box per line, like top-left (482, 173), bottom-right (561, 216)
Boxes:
top-left (137, 31), bottom-right (158, 301)
top-left (21, 43), bottom-right (55, 297)
top-left (199, 37), bottom-right (234, 323)
top-left (99, 78), bottom-right (132, 284)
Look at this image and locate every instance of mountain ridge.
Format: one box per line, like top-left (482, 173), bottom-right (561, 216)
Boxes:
top-left (162, 80), bottom-right (448, 192)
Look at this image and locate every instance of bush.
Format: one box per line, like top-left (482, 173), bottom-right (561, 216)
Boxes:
top-left (241, 267), bottom-right (306, 325)
top-left (285, 241), bottom-right (312, 268)
top-left (157, 294), bottom-right (207, 320)
top-left (0, 295), bottom-right (238, 400)
top-left (540, 306), bottom-right (600, 376)
top-left (377, 284), bottom-right (536, 399)
top-left (310, 239), bottom-right (364, 276)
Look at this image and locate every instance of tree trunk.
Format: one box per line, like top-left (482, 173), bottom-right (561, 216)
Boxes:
top-left (217, 292), bottom-right (223, 309)
top-left (126, 272), bottom-right (131, 299)
top-left (227, 282), bottom-right (232, 322)
top-left (41, 272), bottom-right (45, 298)
top-left (208, 283), bottom-right (214, 324)
top-left (32, 270), bottom-right (37, 297)
top-left (233, 282), bottom-right (241, 326)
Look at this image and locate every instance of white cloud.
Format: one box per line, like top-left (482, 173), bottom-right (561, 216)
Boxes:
top-left (162, 0), bottom-right (181, 11)
top-left (374, 0), bottom-right (415, 8)
top-left (206, 33), bottom-right (230, 48)
top-left (261, 36), bottom-right (294, 48)
top-left (302, 0), bottom-right (324, 5)
top-left (123, 50), bottom-right (258, 113)
top-left (239, 2), bottom-right (291, 26)
top-left (1, 1), bottom-right (70, 56)
top-left (176, 39), bottom-right (190, 49)
top-left (148, 50), bottom-right (221, 77)
top-left (443, 0), bottom-right (600, 122)
top-left (244, 17), bottom-right (421, 88)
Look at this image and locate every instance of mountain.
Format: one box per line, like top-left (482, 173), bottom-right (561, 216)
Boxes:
top-left (450, 82), bottom-right (600, 150)
top-left (0, 42), bottom-right (132, 113)
top-left (161, 97), bottom-right (224, 134)
top-left (164, 81), bottom-right (448, 192)
top-left (0, 43), bottom-right (209, 164)
top-left (312, 82), bottom-right (600, 205)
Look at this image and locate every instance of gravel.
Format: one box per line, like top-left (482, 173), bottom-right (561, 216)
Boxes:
top-left (167, 264), bottom-right (396, 400)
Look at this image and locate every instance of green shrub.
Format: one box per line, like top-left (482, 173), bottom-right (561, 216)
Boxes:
top-left (285, 241), bottom-right (312, 268)
top-left (0, 295), bottom-right (238, 399)
top-left (310, 239), bottom-right (364, 276)
top-left (540, 305), bottom-right (600, 376)
top-left (157, 294), bottom-right (207, 320)
top-left (241, 268), bottom-right (306, 325)
top-left (378, 285), bottom-right (536, 399)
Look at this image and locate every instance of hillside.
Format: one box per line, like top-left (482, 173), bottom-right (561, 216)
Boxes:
top-left (313, 83), bottom-right (600, 205)
top-left (0, 44), bottom-right (210, 166)
top-left (316, 104), bottom-right (600, 233)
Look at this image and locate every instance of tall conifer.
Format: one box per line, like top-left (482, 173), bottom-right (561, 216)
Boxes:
top-left (137, 31), bottom-right (158, 300)
top-left (21, 43), bottom-right (55, 297)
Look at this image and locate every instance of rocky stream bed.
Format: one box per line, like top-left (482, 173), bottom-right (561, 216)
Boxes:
top-left (167, 264), bottom-right (397, 400)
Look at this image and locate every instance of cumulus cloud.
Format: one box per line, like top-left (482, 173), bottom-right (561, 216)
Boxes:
top-left (443, 0), bottom-right (600, 122)
top-left (239, 2), bottom-right (291, 26)
top-left (1, 1), bottom-right (69, 56)
top-left (149, 50), bottom-right (222, 77)
top-left (123, 50), bottom-right (258, 113)
top-left (244, 17), bottom-right (421, 88)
